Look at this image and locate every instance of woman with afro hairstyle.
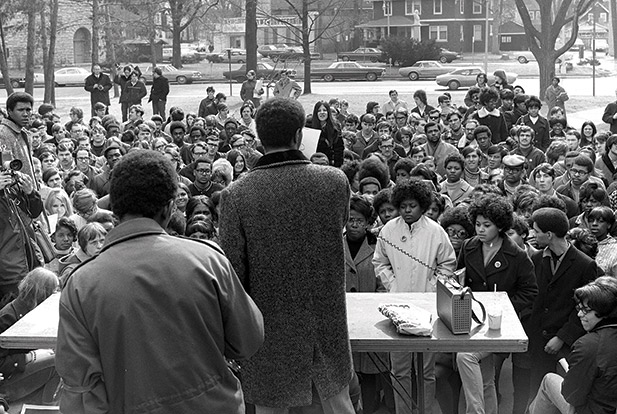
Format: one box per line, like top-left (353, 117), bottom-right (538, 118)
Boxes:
top-left (373, 178), bottom-right (456, 414)
top-left (440, 205), bottom-right (474, 257)
top-left (455, 194), bottom-right (537, 414)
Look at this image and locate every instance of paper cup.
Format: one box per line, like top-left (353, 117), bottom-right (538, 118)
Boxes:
top-left (488, 306), bottom-right (502, 330)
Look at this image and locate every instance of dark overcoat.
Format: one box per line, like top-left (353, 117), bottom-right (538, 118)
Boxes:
top-left (219, 149), bottom-right (353, 408)
top-left (458, 236), bottom-right (538, 315)
top-left (524, 245), bottom-right (599, 389)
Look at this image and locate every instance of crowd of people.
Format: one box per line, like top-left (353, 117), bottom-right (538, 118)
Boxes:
top-left (0, 62), bottom-right (616, 414)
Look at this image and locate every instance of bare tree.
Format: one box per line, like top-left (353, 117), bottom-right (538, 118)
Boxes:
top-left (258, 0), bottom-right (350, 94)
top-left (40, 0), bottom-right (59, 105)
top-left (245, 0), bottom-right (257, 71)
top-left (611, 0), bottom-right (617, 60)
top-left (514, 0), bottom-right (594, 93)
top-left (23, 1), bottom-right (38, 95)
top-left (167, 0), bottom-right (219, 68)
top-left (92, 0), bottom-right (100, 64)
top-left (0, 11), bottom-right (15, 95)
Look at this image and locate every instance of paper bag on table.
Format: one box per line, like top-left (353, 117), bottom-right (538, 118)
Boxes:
top-left (378, 303), bottom-right (433, 336)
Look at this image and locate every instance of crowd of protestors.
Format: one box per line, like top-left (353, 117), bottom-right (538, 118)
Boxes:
top-left (0, 63), bottom-right (617, 414)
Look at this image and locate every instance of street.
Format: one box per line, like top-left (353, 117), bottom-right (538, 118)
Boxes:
top-left (3, 72), bottom-right (615, 131)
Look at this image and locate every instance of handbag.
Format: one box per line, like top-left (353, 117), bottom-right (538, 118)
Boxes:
top-left (437, 277), bottom-right (486, 335)
top-left (32, 221), bottom-right (56, 264)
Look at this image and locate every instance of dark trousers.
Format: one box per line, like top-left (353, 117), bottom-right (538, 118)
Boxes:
top-left (121, 102), bottom-right (130, 122)
top-left (152, 99), bottom-right (166, 117)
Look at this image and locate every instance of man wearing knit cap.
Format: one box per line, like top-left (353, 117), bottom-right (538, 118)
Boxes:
top-left (517, 207), bottom-right (599, 413)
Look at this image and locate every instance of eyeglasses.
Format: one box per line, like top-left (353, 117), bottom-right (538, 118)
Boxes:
top-left (348, 218), bottom-right (366, 226)
top-left (504, 166), bottom-right (523, 173)
top-left (446, 228), bottom-right (468, 239)
top-left (575, 303), bottom-right (594, 315)
top-left (195, 169), bottom-right (211, 175)
top-left (380, 144), bottom-right (394, 149)
top-left (570, 168), bottom-right (589, 176)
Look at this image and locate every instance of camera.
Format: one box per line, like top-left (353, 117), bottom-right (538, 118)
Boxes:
top-left (0, 153), bottom-right (23, 188)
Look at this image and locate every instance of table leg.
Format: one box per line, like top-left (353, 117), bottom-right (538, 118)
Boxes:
top-left (417, 352), bottom-right (425, 414)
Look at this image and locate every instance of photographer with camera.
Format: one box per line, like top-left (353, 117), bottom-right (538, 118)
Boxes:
top-left (0, 92), bottom-right (37, 186)
top-left (0, 160), bottom-right (44, 307)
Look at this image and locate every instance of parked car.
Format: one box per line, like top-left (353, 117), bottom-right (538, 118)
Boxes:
top-left (515, 50), bottom-right (574, 64)
top-left (438, 48), bottom-right (461, 63)
top-left (223, 62), bottom-right (295, 83)
top-left (398, 60), bottom-right (457, 81)
top-left (50, 67), bottom-right (91, 86)
top-left (162, 46), bottom-right (203, 64)
top-left (311, 61), bottom-right (385, 82)
top-left (208, 48), bottom-right (264, 64)
top-left (270, 47), bottom-right (320, 62)
top-left (257, 44), bottom-right (291, 59)
top-left (139, 64), bottom-right (203, 84)
top-left (0, 75), bottom-right (23, 88)
top-left (337, 47), bottom-right (386, 63)
top-left (435, 67), bottom-right (518, 90)
top-left (594, 39), bottom-right (609, 54)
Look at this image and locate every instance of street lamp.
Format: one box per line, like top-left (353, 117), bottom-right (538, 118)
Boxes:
top-left (383, 1), bottom-right (390, 38)
top-left (592, 1), bottom-right (597, 97)
top-left (484, 0), bottom-right (490, 74)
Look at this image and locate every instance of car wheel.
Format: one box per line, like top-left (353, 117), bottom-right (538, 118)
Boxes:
top-left (341, 56), bottom-right (349, 61)
top-left (518, 56), bottom-right (528, 64)
top-left (370, 57), bottom-right (378, 63)
top-left (324, 74), bottom-right (334, 82)
top-left (10, 80), bottom-right (21, 88)
top-left (439, 56), bottom-right (448, 64)
top-left (447, 80), bottom-right (460, 90)
top-left (234, 76), bottom-right (246, 83)
top-left (366, 72), bottom-right (378, 81)
top-left (408, 72), bottom-right (419, 81)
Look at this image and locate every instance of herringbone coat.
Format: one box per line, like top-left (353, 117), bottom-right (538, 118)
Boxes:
top-left (219, 149), bottom-right (353, 408)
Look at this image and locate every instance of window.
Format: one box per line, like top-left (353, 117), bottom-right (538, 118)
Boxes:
top-left (429, 25), bottom-right (448, 41)
top-left (599, 12), bottom-right (607, 23)
top-left (460, 0), bottom-right (464, 14)
top-left (383, 0), bottom-right (392, 16)
top-left (502, 36), bottom-right (511, 43)
top-left (434, 0), bottom-right (442, 14)
top-left (473, 24), bottom-right (482, 41)
top-left (472, 0), bottom-right (482, 14)
top-left (460, 25), bottom-right (464, 41)
top-left (405, 0), bottom-right (421, 15)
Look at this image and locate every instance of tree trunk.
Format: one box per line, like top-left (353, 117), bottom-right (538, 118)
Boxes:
top-left (92, 0), bottom-right (100, 64)
top-left (301, 0), bottom-right (311, 95)
top-left (24, 3), bottom-right (37, 95)
top-left (246, 0), bottom-right (257, 71)
top-left (40, 8), bottom-right (49, 102)
top-left (172, 17), bottom-right (182, 68)
top-left (103, 3), bottom-right (119, 97)
top-left (0, 14), bottom-right (14, 95)
top-left (47, 0), bottom-right (59, 105)
top-left (611, 0), bottom-right (617, 59)
top-left (537, 53), bottom-right (557, 102)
